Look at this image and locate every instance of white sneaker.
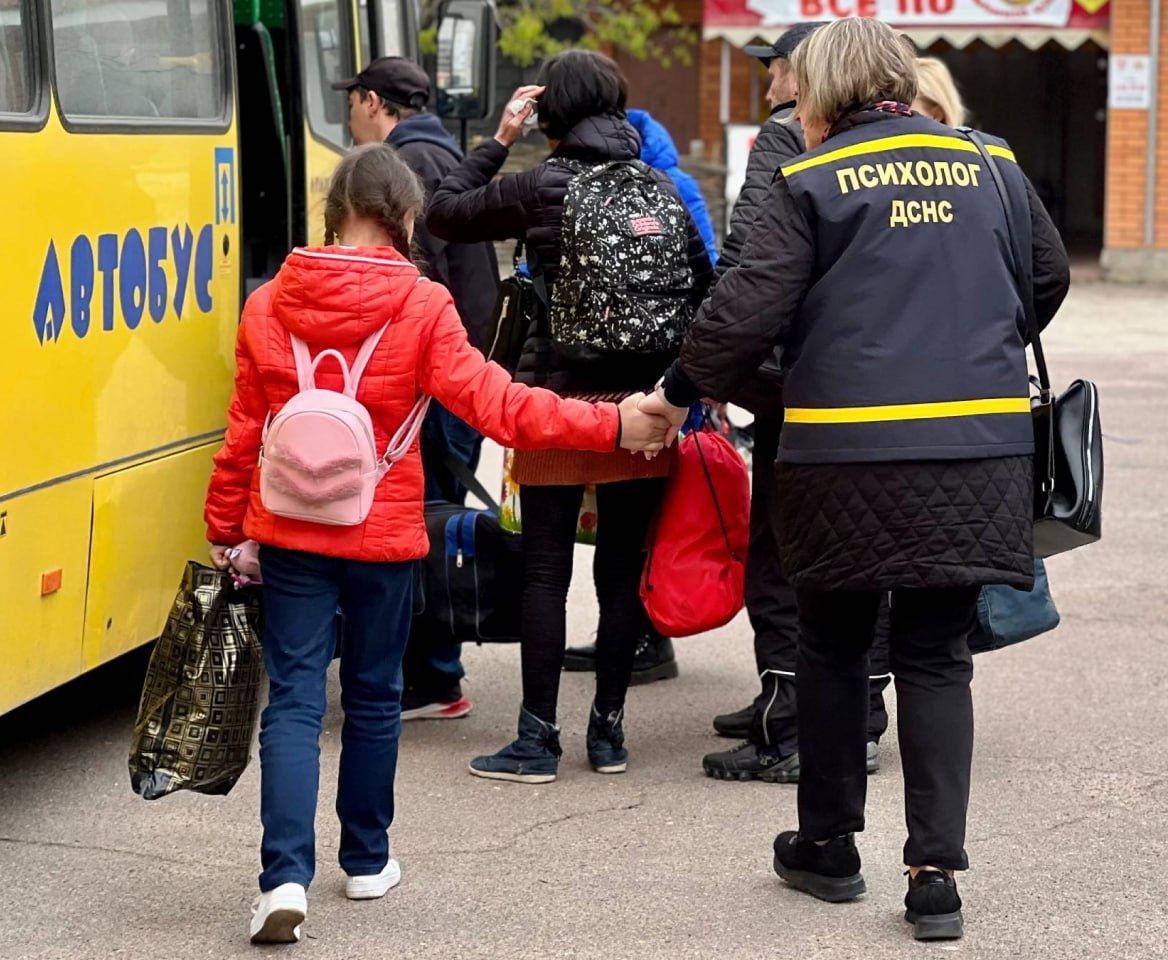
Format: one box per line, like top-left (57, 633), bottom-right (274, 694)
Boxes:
top-left (250, 883), bottom-right (307, 944)
top-left (345, 859), bottom-right (402, 900)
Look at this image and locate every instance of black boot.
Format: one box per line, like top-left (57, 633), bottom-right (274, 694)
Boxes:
top-left (773, 832), bottom-right (866, 902)
top-left (712, 704), bottom-right (754, 739)
top-left (563, 634), bottom-right (678, 685)
top-left (586, 704), bottom-right (628, 774)
top-left (905, 870), bottom-right (964, 941)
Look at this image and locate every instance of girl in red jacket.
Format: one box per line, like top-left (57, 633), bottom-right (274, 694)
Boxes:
top-left (204, 143), bottom-right (666, 945)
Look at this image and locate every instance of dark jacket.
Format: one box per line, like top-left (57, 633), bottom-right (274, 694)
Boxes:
top-left (717, 104), bottom-right (805, 417)
top-left (627, 109), bottom-right (719, 264)
top-left (389, 113), bottom-right (499, 349)
top-left (664, 108), bottom-right (1071, 592)
top-left (428, 113), bottom-right (714, 391)
top-left (717, 103), bottom-right (804, 279)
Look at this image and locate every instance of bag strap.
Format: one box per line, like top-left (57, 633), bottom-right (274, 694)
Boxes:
top-left (438, 449), bottom-right (501, 512)
top-left (380, 396), bottom-right (431, 469)
top-left (691, 427), bottom-right (740, 564)
top-left (287, 321), bottom-right (390, 398)
top-left (958, 129), bottom-right (1051, 398)
top-left (350, 321), bottom-right (393, 390)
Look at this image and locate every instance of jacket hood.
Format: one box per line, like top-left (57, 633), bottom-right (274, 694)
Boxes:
top-left (626, 109), bottom-right (679, 170)
top-left (387, 112), bottom-right (463, 160)
top-left (551, 113), bottom-right (641, 164)
top-left (269, 246), bottom-right (423, 345)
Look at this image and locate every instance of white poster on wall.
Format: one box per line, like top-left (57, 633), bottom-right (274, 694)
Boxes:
top-left (1109, 55), bottom-right (1152, 110)
top-left (724, 123), bottom-right (762, 233)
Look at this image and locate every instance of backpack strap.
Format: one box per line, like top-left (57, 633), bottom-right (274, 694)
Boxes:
top-left (377, 396), bottom-right (431, 477)
top-left (349, 321), bottom-right (392, 390)
top-left (289, 334), bottom-right (314, 392)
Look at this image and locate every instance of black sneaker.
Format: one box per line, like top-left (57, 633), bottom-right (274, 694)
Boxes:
top-left (905, 870), bottom-right (964, 941)
top-left (703, 742), bottom-right (799, 783)
top-left (773, 831), bottom-right (866, 903)
top-left (712, 704), bottom-right (754, 739)
top-left (563, 635), bottom-right (679, 685)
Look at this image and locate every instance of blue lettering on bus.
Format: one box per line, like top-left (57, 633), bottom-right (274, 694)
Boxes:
top-left (70, 236), bottom-right (94, 339)
top-left (32, 223), bottom-right (216, 345)
top-left (120, 229), bottom-right (147, 331)
top-left (33, 242), bottom-right (66, 344)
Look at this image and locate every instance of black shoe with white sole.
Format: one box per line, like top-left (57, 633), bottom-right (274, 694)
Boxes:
top-left (773, 831), bottom-right (866, 903)
top-left (905, 869), bottom-right (964, 941)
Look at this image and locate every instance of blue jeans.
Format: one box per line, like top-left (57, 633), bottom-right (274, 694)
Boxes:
top-left (257, 546), bottom-right (415, 891)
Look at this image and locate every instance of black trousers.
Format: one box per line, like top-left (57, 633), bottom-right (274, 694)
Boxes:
top-left (519, 478), bottom-right (666, 724)
top-left (796, 586), bottom-right (978, 870)
top-left (746, 416), bottom-right (890, 751)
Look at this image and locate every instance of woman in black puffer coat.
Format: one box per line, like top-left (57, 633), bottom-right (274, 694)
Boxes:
top-left (640, 18), bottom-right (1069, 942)
top-left (428, 50), bottom-right (712, 785)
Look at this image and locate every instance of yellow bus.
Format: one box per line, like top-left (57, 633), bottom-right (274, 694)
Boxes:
top-left (0, 0), bottom-right (418, 715)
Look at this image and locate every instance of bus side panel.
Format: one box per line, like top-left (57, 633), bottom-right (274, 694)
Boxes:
top-left (0, 484), bottom-right (92, 716)
top-left (6, 122), bottom-right (240, 500)
top-left (82, 442), bottom-right (222, 674)
top-left (303, 124), bottom-right (344, 245)
top-left (2, 113), bottom-right (239, 713)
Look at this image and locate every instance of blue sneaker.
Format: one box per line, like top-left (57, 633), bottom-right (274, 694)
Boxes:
top-left (468, 707), bottom-right (561, 784)
top-left (586, 704), bottom-right (628, 774)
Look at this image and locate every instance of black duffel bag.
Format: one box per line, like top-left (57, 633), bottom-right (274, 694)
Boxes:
top-left (413, 456), bottom-right (523, 644)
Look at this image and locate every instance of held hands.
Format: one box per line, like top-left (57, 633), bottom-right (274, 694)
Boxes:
top-left (618, 392), bottom-right (673, 457)
top-left (638, 385), bottom-right (689, 449)
top-left (494, 85), bottom-right (545, 149)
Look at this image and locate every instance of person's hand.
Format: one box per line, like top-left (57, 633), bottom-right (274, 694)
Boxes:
top-left (230, 540), bottom-right (262, 582)
top-left (494, 85), bottom-right (544, 148)
top-left (618, 392), bottom-right (670, 455)
top-left (639, 386), bottom-right (689, 448)
top-left (210, 545), bottom-right (233, 569)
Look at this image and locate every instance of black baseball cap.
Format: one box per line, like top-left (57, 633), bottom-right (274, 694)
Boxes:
top-left (744, 22), bottom-right (827, 65)
top-left (331, 56), bottom-right (430, 109)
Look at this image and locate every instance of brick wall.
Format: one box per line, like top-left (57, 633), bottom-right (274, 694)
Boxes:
top-left (1104, 0), bottom-right (1168, 278)
top-left (697, 39), bottom-right (768, 161)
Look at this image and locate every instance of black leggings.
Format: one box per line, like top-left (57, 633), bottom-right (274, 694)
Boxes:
top-left (519, 478), bottom-right (666, 724)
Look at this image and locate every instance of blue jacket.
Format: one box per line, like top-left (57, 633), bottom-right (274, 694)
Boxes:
top-left (627, 109), bottom-right (718, 264)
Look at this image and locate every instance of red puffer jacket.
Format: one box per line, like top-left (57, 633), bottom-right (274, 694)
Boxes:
top-left (205, 246), bottom-right (620, 561)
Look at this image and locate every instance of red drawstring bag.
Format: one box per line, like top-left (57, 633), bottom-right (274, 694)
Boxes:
top-left (640, 425), bottom-right (751, 637)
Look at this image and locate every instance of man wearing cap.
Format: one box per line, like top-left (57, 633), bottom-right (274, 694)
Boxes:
top-left (334, 57), bottom-right (499, 722)
top-left (701, 22), bottom-right (892, 785)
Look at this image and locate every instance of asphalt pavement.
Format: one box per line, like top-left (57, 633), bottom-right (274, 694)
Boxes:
top-left (0, 278), bottom-right (1165, 960)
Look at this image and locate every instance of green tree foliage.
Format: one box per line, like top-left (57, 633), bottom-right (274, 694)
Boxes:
top-left (419, 0), bottom-right (694, 67)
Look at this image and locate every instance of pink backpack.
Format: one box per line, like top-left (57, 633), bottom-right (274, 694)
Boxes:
top-left (259, 323), bottom-right (429, 526)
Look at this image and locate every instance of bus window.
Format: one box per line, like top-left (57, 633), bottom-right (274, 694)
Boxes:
top-left (49, 0), bottom-right (226, 122)
top-left (298, 0), bottom-right (349, 148)
top-left (373, 0), bottom-right (416, 61)
top-left (358, 0), bottom-right (369, 67)
top-left (0, 0), bottom-right (35, 115)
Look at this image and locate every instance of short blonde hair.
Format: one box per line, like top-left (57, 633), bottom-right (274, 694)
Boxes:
top-left (789, 18), bottom-right (918, 128)
top-left (915, 57), bottom-right (966, 128)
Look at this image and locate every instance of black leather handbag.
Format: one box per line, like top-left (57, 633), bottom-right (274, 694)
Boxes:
top-left (484, 242), bottom-right (544, 373)
top-left (964, 130), bottom-right (1103, 558)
